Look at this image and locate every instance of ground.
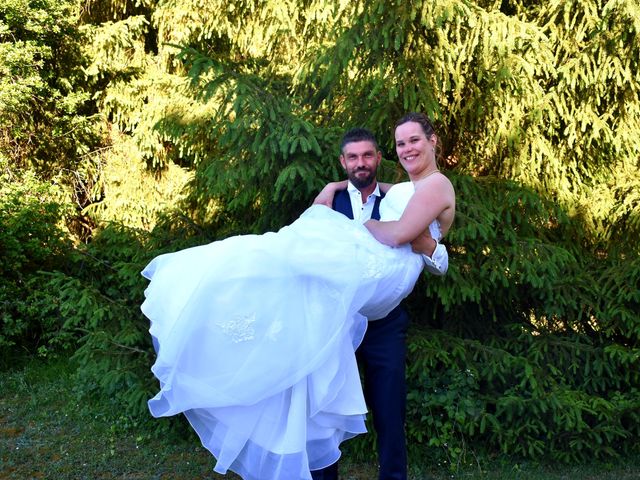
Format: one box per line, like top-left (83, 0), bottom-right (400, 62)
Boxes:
top-left (1, 358), bottom-right (639, 480)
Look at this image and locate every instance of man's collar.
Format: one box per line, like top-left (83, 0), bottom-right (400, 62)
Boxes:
top-left (347, 180), bottom-right (381, 198)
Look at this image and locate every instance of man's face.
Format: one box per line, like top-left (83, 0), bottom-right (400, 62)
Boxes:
top-left (339, 140), bottom-right (381, 189)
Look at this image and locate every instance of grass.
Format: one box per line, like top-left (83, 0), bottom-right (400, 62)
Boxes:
top-left (1, 357), bottom-right (639, 480)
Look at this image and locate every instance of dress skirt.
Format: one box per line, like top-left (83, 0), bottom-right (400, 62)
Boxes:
top-left (141, 205), bottom-right (423, 479)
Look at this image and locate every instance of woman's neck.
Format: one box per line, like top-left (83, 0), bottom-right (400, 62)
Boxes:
top-left (410, 168), bottom-right (439, 183)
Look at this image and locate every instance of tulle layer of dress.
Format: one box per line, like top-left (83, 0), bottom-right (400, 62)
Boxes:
top-left (141, 204), bottom-right (423, 480)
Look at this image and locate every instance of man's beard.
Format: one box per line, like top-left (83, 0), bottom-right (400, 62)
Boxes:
top-left (348, 168), bottom-right (376, 189)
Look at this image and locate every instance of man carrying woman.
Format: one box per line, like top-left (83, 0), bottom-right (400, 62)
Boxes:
top-left (311, 121), bottom-right (450, 480)
top-left (141, 113), bottom-right (455, 480)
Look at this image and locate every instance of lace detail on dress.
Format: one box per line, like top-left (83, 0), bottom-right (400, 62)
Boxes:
top-left (350, 226), bottom-right (402, 280)
top-left (363, 254), bottom-right (385, 279)
top-left (216, 313), bottom-right (256, 343)
top-left (265, 320), bottom-right (283, 341)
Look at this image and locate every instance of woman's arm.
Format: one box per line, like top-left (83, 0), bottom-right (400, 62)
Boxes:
top-left (313, 180), bottom-right (394, 207)
top-left (365, 174), bottom-right (455, 247)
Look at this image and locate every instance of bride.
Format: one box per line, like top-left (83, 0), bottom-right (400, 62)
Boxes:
top-left (141, 112), bottom-right (456, 480)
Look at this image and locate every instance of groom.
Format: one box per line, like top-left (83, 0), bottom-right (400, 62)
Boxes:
top-left (311, 128), bottom-right (448, 480)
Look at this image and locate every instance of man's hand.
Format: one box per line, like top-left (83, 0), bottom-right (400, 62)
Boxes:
top-left (410, 231), bottom-right (437, 257)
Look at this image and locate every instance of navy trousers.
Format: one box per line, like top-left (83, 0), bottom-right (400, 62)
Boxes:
top-left (311, 306), bottom-right (409, 480)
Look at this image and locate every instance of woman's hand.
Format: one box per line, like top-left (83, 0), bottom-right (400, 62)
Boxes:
top-left (312, 180), bottom-right (348, 207)
top-left (378, 182), bottom-right (393, 194)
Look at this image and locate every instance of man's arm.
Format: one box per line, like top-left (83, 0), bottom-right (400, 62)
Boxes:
top-left (410, 231), bottom-right (448, 276)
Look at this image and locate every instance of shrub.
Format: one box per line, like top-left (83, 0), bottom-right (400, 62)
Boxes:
top-left (0, 168), bottom-right (73, 358)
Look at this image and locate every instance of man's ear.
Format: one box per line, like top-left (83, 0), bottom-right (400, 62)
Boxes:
top-left (339, 155), bottom-right (347, 171)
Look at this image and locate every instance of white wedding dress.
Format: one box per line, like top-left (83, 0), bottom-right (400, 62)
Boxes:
top-left (141, 182), bottom-right (441, 480)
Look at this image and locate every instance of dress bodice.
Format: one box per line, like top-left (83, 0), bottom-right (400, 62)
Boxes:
top-left (379, 182), bottom-right (442, 241)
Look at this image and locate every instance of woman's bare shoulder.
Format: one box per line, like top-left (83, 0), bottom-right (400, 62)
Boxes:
top-left (413, 173), bottom-right (456, 234)
top-left (413, 172), bottom-right (455, 201)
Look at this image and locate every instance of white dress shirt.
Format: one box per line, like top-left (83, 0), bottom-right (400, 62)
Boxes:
top-left (346, 181), bottom-right (449, 276)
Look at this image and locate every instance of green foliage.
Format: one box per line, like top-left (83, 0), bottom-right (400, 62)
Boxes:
top-left (32, 214), bottom-right (217, 416)
top-left (0, 0), bottom-right (101, 173)
top-left (80, 131), bottom-right (191, 230)
top-left (0, 166), bottom-right (73, 356)
top-left (80, 0), bottom-right (157, 24)
top-left (423, 176), bottom-right (584, 332)
top-left (400, 174), bottom-right (640, 467)
top-left (159, 49), bottom-right (344, 232)
top-left (596, 255), bottom-right (640, 344)
top-left (34, 224), bottom-right (155, 416)
top-left (294, 0), bottom-right (640, 247)
top-left (405, 328), bottom-right (640, 467)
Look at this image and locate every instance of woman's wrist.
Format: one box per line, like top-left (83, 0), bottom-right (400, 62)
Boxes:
top-left (313, 180), bottom-right (348, 206)
top-left (329, 180), bottom-right (347, 192)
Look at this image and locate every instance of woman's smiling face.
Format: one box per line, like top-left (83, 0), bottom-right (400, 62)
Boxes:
top-left (395, 121), bottom-right (437, 178)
